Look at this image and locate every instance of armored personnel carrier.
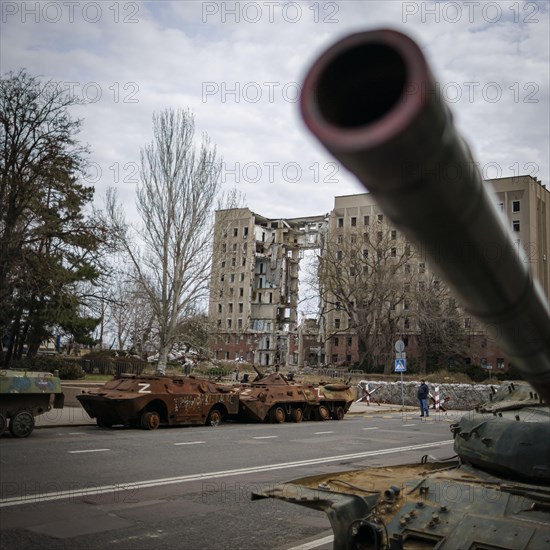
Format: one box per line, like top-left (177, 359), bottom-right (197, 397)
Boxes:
top-left (252, 28), bottom-right (550, 548)
top-left (77, 374), bottom-right (239, 429)
top-left (236, 367), bottom-right (354, 423)
top-left (0, 369), bottom-right (64, 437)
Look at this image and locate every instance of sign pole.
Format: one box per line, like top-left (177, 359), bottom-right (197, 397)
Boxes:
top-left (401, 371), bottom-right (405, 412)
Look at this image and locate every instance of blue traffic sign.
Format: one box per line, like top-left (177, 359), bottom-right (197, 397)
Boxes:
top-left (394, 359), bottom-right (407, 372)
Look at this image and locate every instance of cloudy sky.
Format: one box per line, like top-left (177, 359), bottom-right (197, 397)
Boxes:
top-left (2, 0), bottom-right (549, 221)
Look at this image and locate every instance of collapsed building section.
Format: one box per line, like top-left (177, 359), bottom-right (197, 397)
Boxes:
top-left (209, 208), bottom-right (326, 367)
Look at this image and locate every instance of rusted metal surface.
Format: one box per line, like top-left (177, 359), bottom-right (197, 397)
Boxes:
top-left (78, 369), bottom-right (354, 429)
top-left (77, 374), bottom-right (239, 429)
top-left (0, 369), bottom-right (64, 437)
top-left (236, 368), bottom-right (354, 423)
top-left (254, 460), bottom-right (550, 549)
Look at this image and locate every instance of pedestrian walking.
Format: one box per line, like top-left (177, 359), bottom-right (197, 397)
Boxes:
top-left (417, 379), bottom-right (429, 417)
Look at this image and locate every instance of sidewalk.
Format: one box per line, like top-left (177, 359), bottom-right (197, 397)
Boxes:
top-left (32, 402), bottom-right (468, 429)
top-left (35, 406), bottom-right (96, 428)
top-left (347, 400), bottom-right (469, 419)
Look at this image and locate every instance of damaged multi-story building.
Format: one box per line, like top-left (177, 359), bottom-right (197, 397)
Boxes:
top-left (209, 175), bottom-right (550, 371)
top-left (208, 208), bottom-right (326, 367)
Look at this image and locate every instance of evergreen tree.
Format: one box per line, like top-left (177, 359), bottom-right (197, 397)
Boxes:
top-left (1, 70), bottom-right (107, 364)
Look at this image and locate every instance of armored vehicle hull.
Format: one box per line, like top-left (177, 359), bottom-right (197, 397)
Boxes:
top-left (0, 369), bottom-right (64, 437)
top-left (77, 374), bottom-right (239, 429)
top-left (236, 371), bottom-right (354, 423)
top-left (255, 458), bottom-right (550, 549)
top-left (255, 381), bottom-right (550, 549)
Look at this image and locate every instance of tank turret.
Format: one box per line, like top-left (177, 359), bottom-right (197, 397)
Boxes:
top-left (252, 29), bottom-right (550, 549)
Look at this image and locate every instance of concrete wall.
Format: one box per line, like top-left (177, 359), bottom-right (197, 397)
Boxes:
top-left (358, 380), bottom-right (494, 410)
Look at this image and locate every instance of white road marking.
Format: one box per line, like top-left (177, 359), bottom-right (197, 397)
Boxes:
top-left (253, 436), bottom-right (278, 439)
top-left (313, 431), bottom-right (333, 435)
top-left (287, 534), bottom-right (334, 550)
top-left (67, 432), bottom-right (87, 435)
top-left (174, 441), bottom-right (205, 446)
top-left (402, 424), bottom-right (417, 427)
top-left (362, 427), bottom-right (379, 430)
top-left (68, 449), bottom-right (110, 454)
top-left (1, 440), bottom-right (453, 507)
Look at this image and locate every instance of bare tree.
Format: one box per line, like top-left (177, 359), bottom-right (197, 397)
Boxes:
top-left (109, 108), bottom-right (222, 374)
top-left (318, 222), bottom-right (412, 372)
top-left (412, 273), bottom-right (468, 373)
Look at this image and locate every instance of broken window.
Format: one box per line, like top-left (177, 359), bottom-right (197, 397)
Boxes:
top-left (350, 216), bottom-right (357, 227)
top-left (233, 227), bottom-right (238, 237)
top-left (377, 214), bottom-right (383, 224)
top-left (513, 220), bottom-right (520, 232)
top-left (512, 200), bottom-right (520, 213)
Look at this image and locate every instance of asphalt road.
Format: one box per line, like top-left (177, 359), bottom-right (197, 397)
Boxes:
top-left (0, 413), bottom-right (456, 550)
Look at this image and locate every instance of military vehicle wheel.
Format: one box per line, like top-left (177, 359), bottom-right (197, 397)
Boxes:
top-left (0, 413), bottom-right (6, 435)
top-left (269, 406), bottom-right (286, 424)
top-left (207, 409), bottom-right (223, 427)
top-left (315, 405), bottom-right (330, 421)
top-left (9, 411), bottom-right (35, 438)
top-left (141, 411), bottom-right (161, 430)
top-left (331, 406), bottom-right (345, 421)
top-left (291, 408), bottom-right (303, 423)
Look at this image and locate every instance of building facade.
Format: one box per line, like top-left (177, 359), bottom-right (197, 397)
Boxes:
top-left (208, 208), bottom-right (326, 366)
top-left (209, 176), bottom-right (549, 371)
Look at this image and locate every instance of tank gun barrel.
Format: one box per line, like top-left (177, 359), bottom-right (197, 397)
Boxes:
top-left (300, 29), bottom-right (550, 403)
